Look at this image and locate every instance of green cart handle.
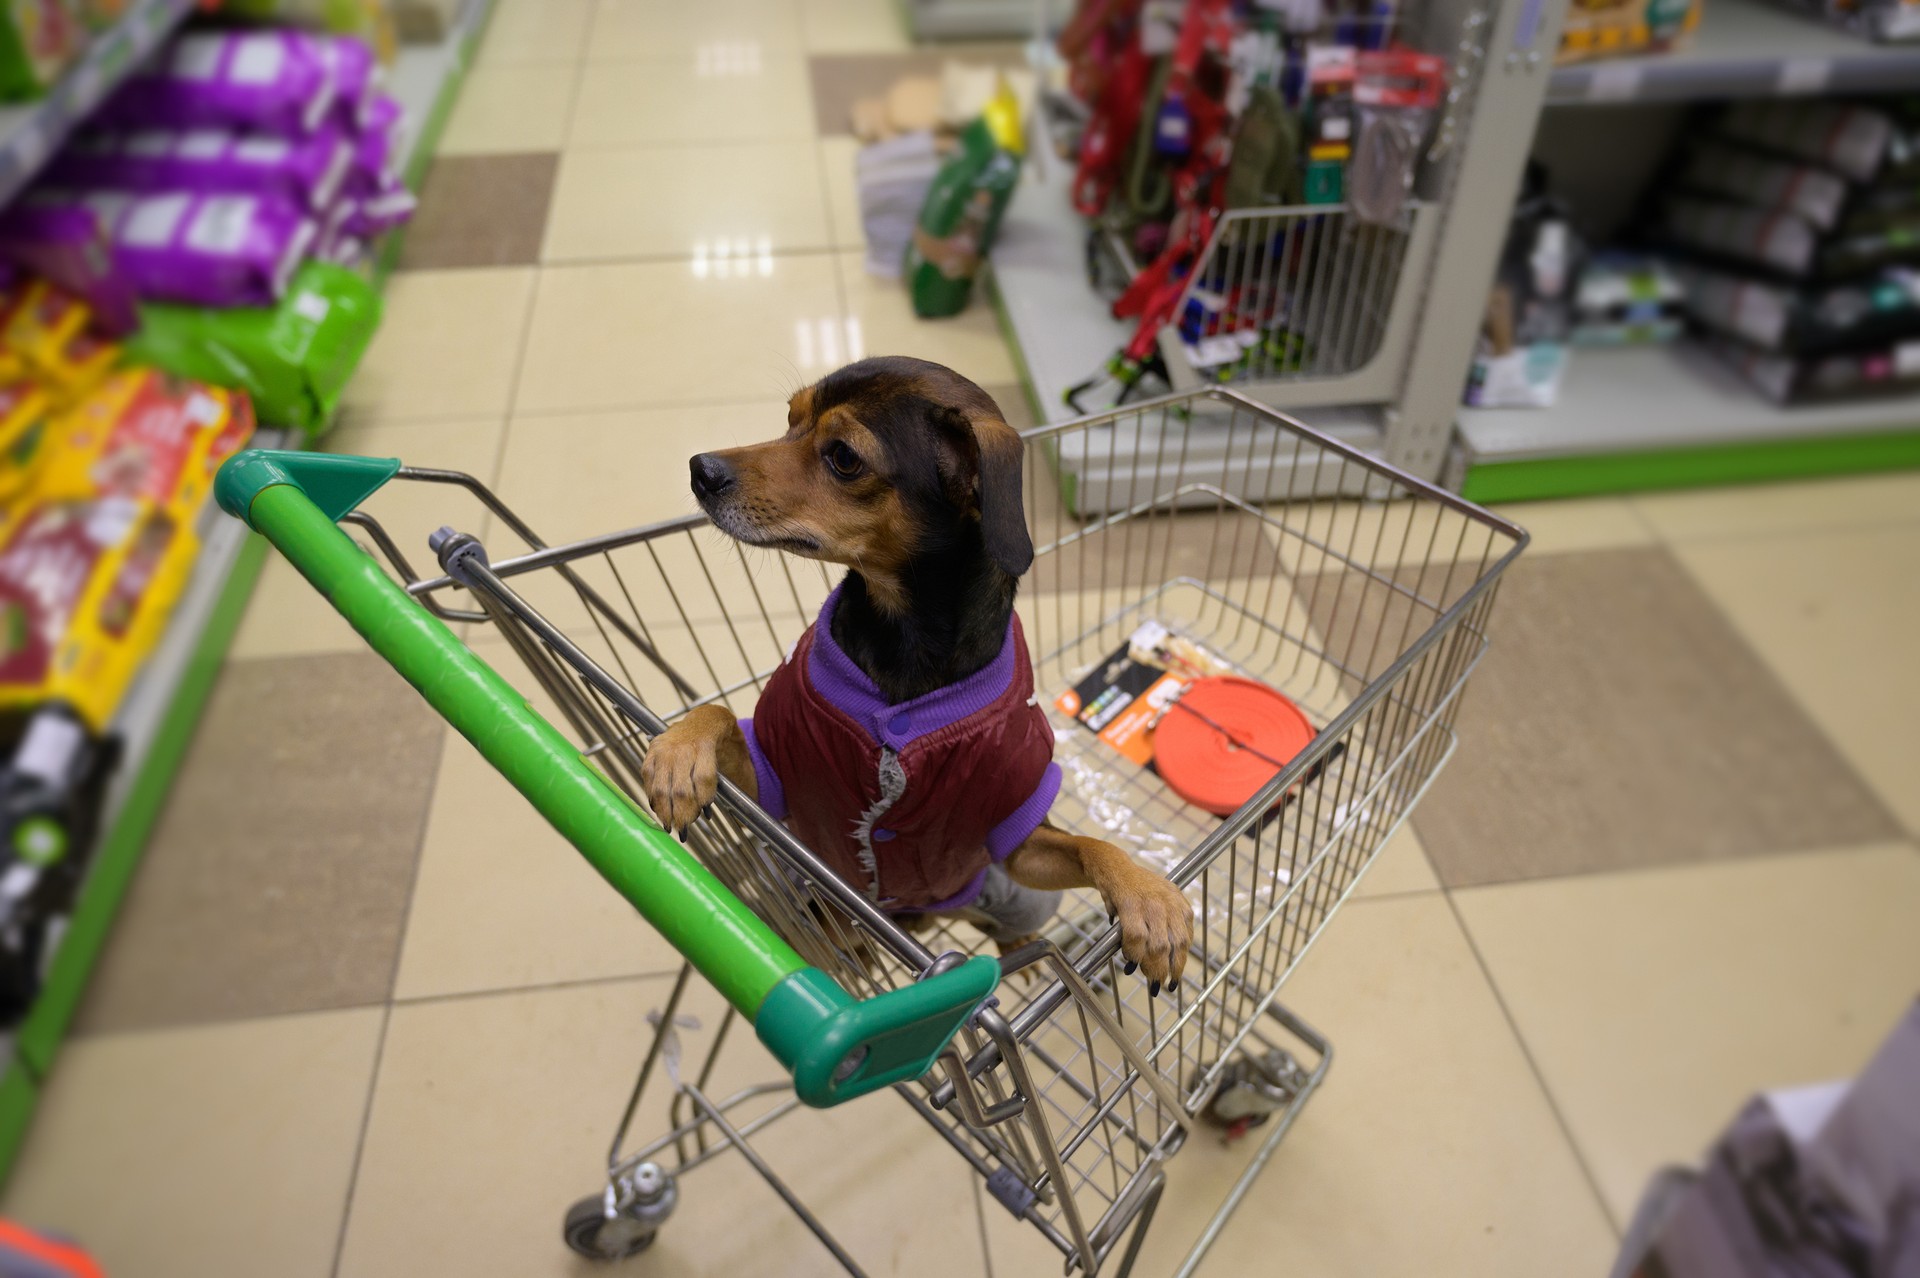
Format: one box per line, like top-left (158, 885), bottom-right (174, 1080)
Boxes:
top-left (215, 449), bottom-right (997, 1107)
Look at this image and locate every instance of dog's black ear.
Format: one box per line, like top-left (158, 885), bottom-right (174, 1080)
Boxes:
top-left (973, 416), bottom-right (1032, 576)
top-left (933, 406), bottom-right (1033, 576)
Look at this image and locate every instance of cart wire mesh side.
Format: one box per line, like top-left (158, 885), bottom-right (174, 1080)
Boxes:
top-left (339, 387), bottom-right (1525, 1276)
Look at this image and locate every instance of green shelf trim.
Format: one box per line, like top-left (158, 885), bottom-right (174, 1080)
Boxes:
top-left (1459, 430), bottom-right (1920, 503)
top-left (0, 1063), bottom-right (35, 1180)
top-left (15, 533), bottom-right (270, 1081)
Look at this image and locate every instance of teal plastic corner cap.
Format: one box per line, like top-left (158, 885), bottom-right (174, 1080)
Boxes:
top-left (215, 449), bottom-right (402, 528)
top-left (756, 957), bottom-right (1000, 1107)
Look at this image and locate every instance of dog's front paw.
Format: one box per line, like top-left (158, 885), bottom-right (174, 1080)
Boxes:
top-left (639, 724), bottom-right (719, 835)
top-left (1109, 871), bottom-right (1193, 993)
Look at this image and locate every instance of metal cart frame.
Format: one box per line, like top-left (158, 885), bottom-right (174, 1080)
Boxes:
top-left (218, 386), bottom-right (1525, 1277)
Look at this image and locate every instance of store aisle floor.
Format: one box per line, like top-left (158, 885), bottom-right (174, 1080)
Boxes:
top-left (5, 1), bottom-right (1918, 1274)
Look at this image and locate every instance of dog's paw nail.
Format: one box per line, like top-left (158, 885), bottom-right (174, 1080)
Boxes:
top-left (1148, 980), bottom-right (1161, 999)
top-left (1122, 960), bottom-right (1137, 976)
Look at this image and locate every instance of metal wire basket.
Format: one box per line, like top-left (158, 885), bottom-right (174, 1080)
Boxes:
top-left (348, 387), bottom-right (1525, 1277)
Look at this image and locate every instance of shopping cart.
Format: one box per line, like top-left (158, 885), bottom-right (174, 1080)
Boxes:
top-left (214, 387), bottom-right (1525, 1277)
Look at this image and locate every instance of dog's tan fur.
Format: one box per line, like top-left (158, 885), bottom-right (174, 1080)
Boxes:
top-left (641, 368), bottom-right (1193, 987)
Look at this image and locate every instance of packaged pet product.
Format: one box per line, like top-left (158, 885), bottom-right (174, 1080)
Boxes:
top-left (1679, 264), bottom-right (1920, 354)
top-left (340, 180), bottom-right (415, 240)
top-left (0, 201), bottom-right (140, 336)
top-left (1465, 166), bottom-right (1583, 407)
top-left (1775, 0), bottom-right (1920, 41)
top-left (29, 189), bottom-right (316, 307)
top-left (1715, 101), bottom-right (1893, 184)
top-left (0, 381), bottom-right (55, 502)
top-left (1653, 195), bottom-right (1819, 278)
top-left (49, 125), bottom-right (357, 214)
top-left (100, 30), bottom-right (341, 136)
top-left (1674, 141), bottom-right (1849, 232)
top-left (1, 279), bottom-right (116, 395)
top-left (125, 261), bottom-right (382, 436)
top-left (1348, 48), bottom-right (1446, 225)
top-left (1556, 0), bottom-right (1702, 64)
top-left (1572, 253), bottom-right (1684, 345)
top-left (30, 367), bottom-right (256, 520)
top-left (904, 82), bottom-right (1024, 318)
top-left (0, 0), bottom-right (86, 101)
top-left (343, 92), bottom-right (405, 196)
top-left (1704, 330), bottom-right (1920, 404)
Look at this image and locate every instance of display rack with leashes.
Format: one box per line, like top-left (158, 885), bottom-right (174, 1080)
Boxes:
top-left (1055, 0), bottom-right (1455, 412)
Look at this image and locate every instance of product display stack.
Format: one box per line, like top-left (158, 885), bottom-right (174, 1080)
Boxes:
top-left (1050, 0), bottom-right (1447, 408)
top-left (0, 0), bottom-right (483, 1173)
top-left (1650, 98), bottom-right (1920, 404)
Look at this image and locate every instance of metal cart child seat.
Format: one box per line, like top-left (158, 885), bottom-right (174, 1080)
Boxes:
top-left (215, 387), bottom-right (1526, 1277)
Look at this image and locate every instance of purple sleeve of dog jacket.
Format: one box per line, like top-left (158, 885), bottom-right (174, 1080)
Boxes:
top-left (985, 761), bottom-right (1062, 862)
top-left (738, 719), bottom-right (788, 819)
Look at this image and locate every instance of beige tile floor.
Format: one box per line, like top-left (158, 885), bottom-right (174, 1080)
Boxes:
top-left (7, 3), bottom-right (1920, 1276)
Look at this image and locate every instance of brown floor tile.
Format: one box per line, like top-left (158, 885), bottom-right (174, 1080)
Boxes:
top-left (807, 48), bottom-right (1023, 136)
top-left (75, 653), bottom-right (446, 1033)
top-left (1402, 547), bottom-right (1901, 887)
top-left (397, 152), bottom-right (558, 271)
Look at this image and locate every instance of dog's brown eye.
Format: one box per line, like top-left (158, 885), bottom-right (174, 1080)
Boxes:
top-left (823, 440), bottom-right (864, 479)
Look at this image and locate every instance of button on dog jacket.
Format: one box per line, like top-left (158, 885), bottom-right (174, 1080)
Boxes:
top-left (741, 586), bottom-right (1061, 912)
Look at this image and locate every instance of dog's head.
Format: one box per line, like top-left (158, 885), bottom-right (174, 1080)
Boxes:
top-left (689, 357), bottom-right (1031, 611)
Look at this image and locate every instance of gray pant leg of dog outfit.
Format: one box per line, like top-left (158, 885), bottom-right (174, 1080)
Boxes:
top-left (953, 863), bottom-right (1063, 942)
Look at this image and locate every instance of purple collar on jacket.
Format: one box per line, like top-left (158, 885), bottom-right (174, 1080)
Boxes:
top-left (807, 584), bottom-right (1022, 753)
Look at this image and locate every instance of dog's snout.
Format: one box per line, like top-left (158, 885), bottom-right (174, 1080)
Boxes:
top-left (690, 453), bottom-right (735, 500)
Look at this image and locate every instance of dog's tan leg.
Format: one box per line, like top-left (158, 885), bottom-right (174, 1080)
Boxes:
top-left (1004, 822), bottom-right (1193, 987)
top-left (638, 703), bottom-right (757, 834)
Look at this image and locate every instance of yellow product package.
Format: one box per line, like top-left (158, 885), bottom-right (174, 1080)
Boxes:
top-left (0, 496), bottom-right (199, 730)
top-left (0, 380), bottom-right (55, 502)
top-left (31, 369), bottom-right (256, 522)
top-left (0, 373), bottom-right (256, 730)
top-left (2, 280), bottom-right (117, 398)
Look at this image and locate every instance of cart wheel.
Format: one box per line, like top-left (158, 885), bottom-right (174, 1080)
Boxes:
top-left (563, 1196), bottom-right (656, 1261)
top-left (563, 1163), bottom-right (678, 1262)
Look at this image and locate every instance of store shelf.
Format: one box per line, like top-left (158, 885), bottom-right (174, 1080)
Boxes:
top-left (11, 436), bottom-right (287, 1083)
top-left (1547, 0), bottom-right (1920, 104)
top-left (1455, 343), bottom-right (1920, 499)
top-left (0, 0), bottom-right (194, 208)
top-left (0, 0), bottom-right (502, 1176)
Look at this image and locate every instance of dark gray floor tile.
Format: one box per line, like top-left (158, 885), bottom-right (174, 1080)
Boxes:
top-left (75, 652), bottom-right (446, 1033)
top-left (398, 152), bottom-right (557, 271)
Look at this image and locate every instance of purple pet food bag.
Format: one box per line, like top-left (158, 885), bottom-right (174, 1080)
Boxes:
top-left (344, 94), bottom-right (407, 198)
top-left (49, 126), bottom-right (356, 213)
top-left (340, 180), bottom-right (416, 240)
top-left (29, 189), bottom-right (316, 308)
top-left (320, 36), bottom-right (380, 131)
top-left (0, 203), bottom-right (140, 336)
top-left (101, 30), bottom-right (340, 136)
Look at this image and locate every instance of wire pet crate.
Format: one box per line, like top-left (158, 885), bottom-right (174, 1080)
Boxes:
top-left (361, 388), bottom-right (1525, 1277)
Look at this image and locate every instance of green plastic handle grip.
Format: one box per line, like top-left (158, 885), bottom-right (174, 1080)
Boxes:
top-left (214, 449), bottom-right (997, 1106)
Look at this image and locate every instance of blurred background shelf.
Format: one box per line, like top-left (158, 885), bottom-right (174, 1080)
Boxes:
top-left (1546, 0), bottom-right (1920, 103)
top-left (0, 0), bottom-right (195, 208)
top-left (0, 0), bottom-right (499, 1180)
top-left (1454, 345), bottom-right (1920, 499)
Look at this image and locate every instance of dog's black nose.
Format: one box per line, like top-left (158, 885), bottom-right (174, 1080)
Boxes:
top-left (690, 453), bottom-right (734, 500)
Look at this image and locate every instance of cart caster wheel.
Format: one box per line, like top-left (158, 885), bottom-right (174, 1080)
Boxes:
top-left (563, 1163), bottom-right (677, 1262)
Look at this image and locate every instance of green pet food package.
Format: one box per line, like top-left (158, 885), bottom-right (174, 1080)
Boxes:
top-left (125, 261), bottom-right (382, 437)
top-left (904, 83), bottom-right (1024, 319)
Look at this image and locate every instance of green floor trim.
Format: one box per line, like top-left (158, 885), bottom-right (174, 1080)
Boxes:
top-left (0, 1063), bottom-right (35, 1180)
top-left (1459, 429), bottom-right (1920, 503)
top-left (14, 534), bottom-right (271, 1083)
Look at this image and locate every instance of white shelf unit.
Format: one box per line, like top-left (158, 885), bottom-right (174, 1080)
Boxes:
top-left (1547, 0), bottom-right (1920, 103)
top-left (1457, 345), bottom-right (1920, 460)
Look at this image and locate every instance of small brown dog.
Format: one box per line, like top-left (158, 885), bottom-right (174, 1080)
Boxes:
top-left (639, 357), bottom-right (1192, 990)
